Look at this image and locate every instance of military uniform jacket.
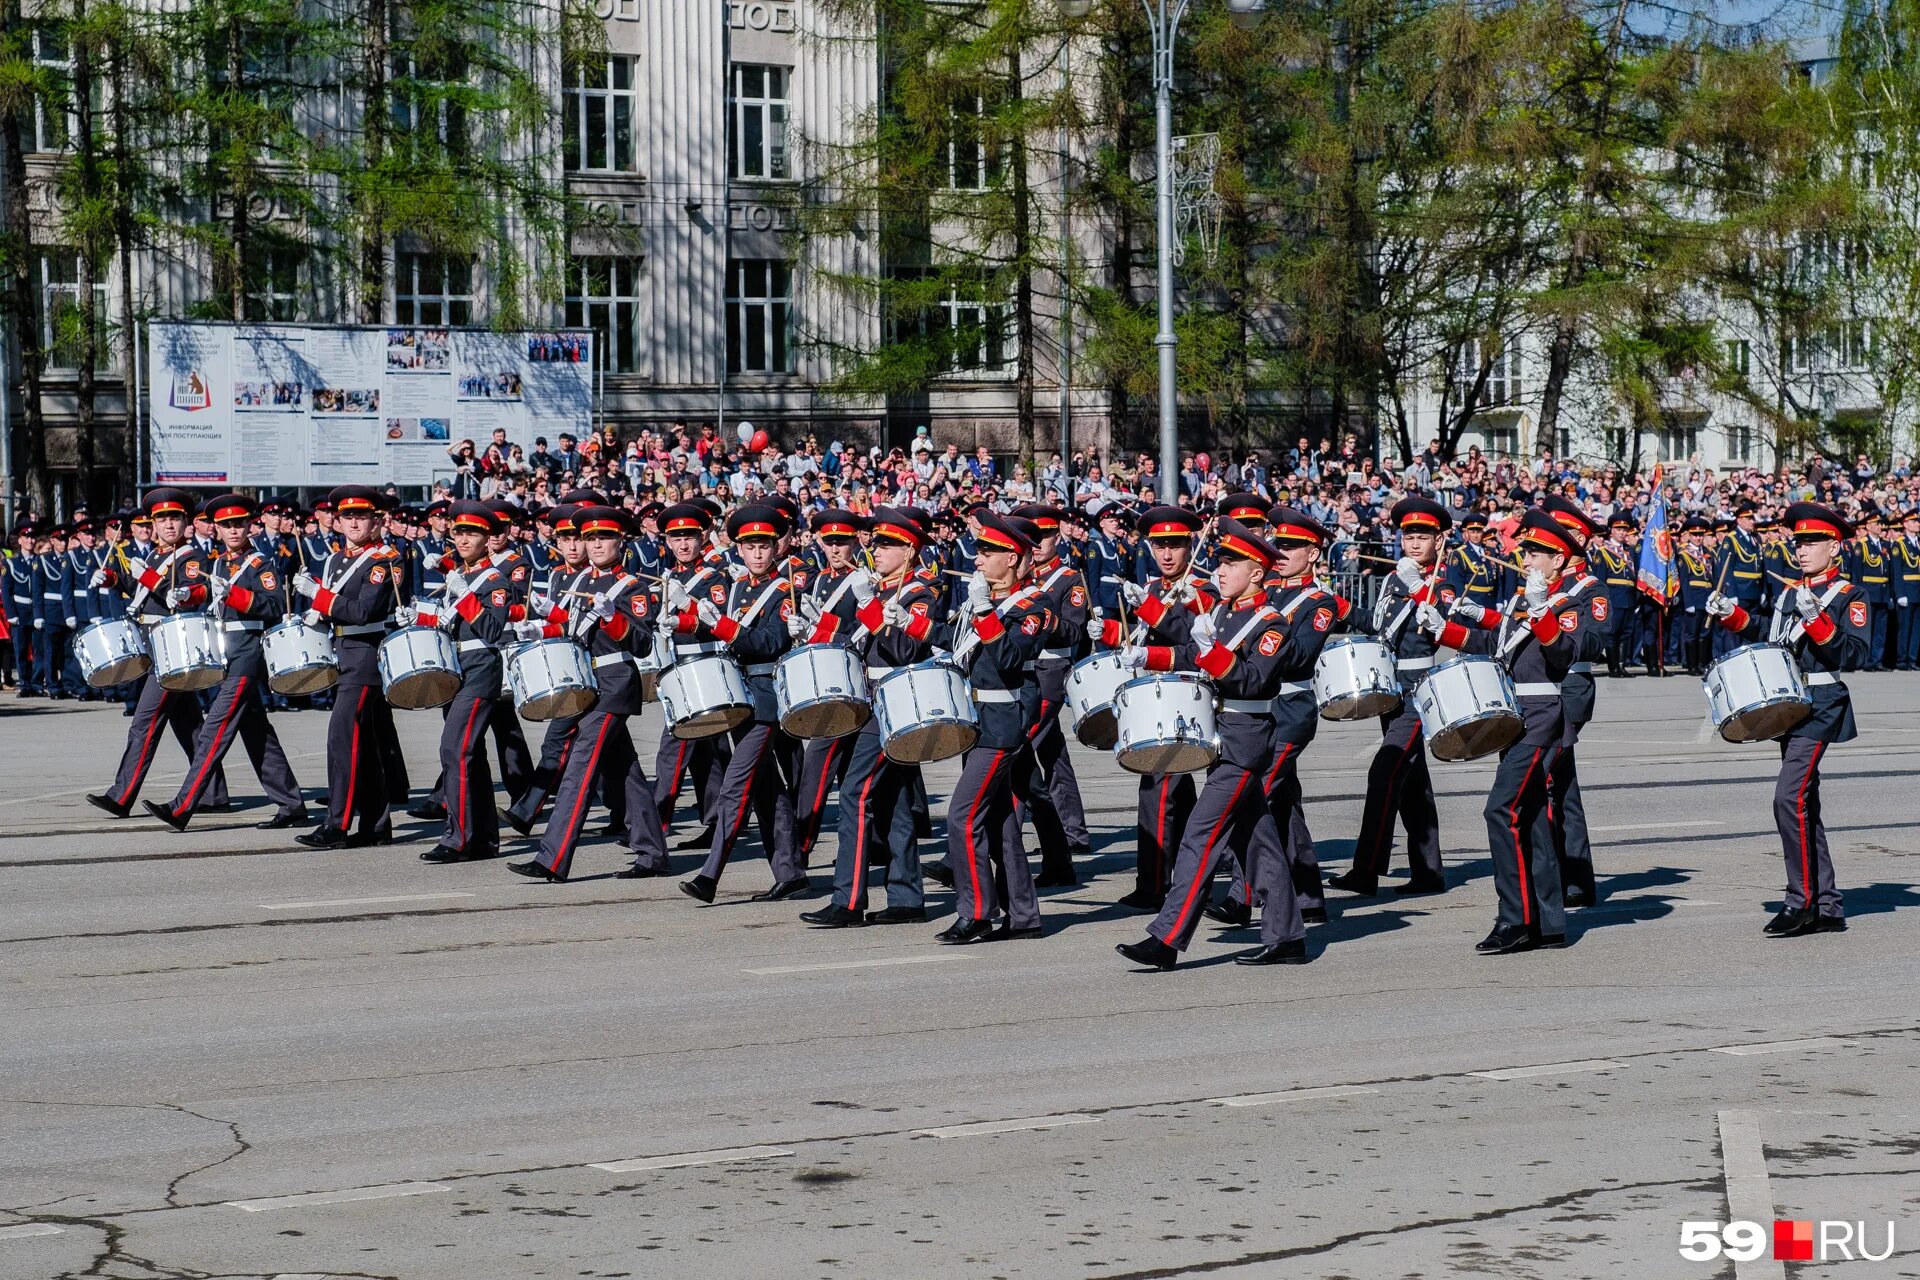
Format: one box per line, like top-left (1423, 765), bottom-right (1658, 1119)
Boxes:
top-left (1892, 536), bottom-right (1920, 601)
top-left (33, 552), bottom-right (74, 627)
top-left (850, 571), bottom-right (948, 671)
top-left (490, 545), bottom-right (534, 604)
top-left (67, 547), bottom-right (104, 625)
top-left (310, 544), bottom-right (405, 680)
top-left (1096, 575), bottom-right (1213, 649)
top-left (964, 580), bottom-right (1050, 751)
top-left (1556, 565), bottom-right (1605, 725)
top-left (1364, 567), bottom-right (1458, 689)
top-left (422, 561), bottom-right (515, 697)
top-left (413, 535), bottom-right (449, 598)
top-left (3, 552), bottom-right (33, 628)
top-left (1849, 538), bottom-right (1890, 605)
top-left (1721, 571), bottom-right (1868, 743)
top-left (1678, 548), bottom-right (1714, 611)
top-left (1444, 542), bottom-right (1505, 606)
top-left (208, 548), bottom-right (289, 662)
top-left (1087, 534), bottom-right (1129, 612)
top-left (1439, 578), bottom-right (1603, 747)
top-left (1715, 530), bottom-right (1765, 603)
top-left (672, 570), bottom-right (795, 723)
top-left (661, 559), bottom-right (730, 663)
top-left (115, 543), bottom-right (219, 626)
top-left (1144, 585), bottom-right (1330, 767)
top-left (801, 564), bottom-right (866, 646)
top-left (1030, 555), bottom-right (1089, 687)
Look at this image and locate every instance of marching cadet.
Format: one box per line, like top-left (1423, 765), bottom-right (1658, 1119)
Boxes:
top-left (64, 518), bottom-right (103, 699)
top-left (1446, 510), bottom-right (1506, 608)
top-left (1593, 515), bottom-right (1640, 677)
top-left (938, 512), bottom-right (1051, 944)
top-left (1712, 504), bottom-right (1765, 658)
top-left (1676, 518), bottom-right (1717, 675)
top-left (142, 494), bottom-right (306, 831)
top-left (1085, 500), bottom-right (1133, 614)
top-left (1094, 505), bottom-right (1211, 911)
top-left (1535, 494), bottom-right (1607, 907)
top-left (1423, 508), bottom-right (1604, 953)
top-left (86, 490), bottom-right (232, 817)
top-left (676, 504), bottom-right (810, 905)
top-left (789, 509), bottom-right (874, 865)
top-left (1894, 510), bottom-right (1920, 671)
top-left (509, 506), bottom-right (671, 882)
top-left (1113, 517), bottom-right (1315, 970)
top-left (6, 523), bottom-right (36, 694)
top-left (651, 502), bottom-right (731, 845)
top-left (800, 508), bottom-right (947, 927)
top-left (1328, 497), bottom-right (1453, 898)
top-left (1704, 502), bottom-right (1866, 937)
top-left (1850, 509), bottom-right (1892, 669)
top-left (293, 484), bottom-right (404, 849)
top-left (412, 500), bottom-right (451, 600)
top-left (33, 524), bottom-right (78, 699)
top-left (1012, 503), bottom-right (1092, 886)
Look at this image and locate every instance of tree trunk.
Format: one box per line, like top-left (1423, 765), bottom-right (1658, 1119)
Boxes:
top-left (1009, 46), bottom-right (1036, 474)
top-left (110, 11), bottom-right (139, 503)
top-left (1104, 18), bottom-right (1142, 463)
top-left (359, 0), bottom-right (388, 323)
top-left (3, 0), bottom-right (52, 515)
top-left (227, 8), bottom-right (249, 321)
top-left (74, 0), bottom-right (100, 507)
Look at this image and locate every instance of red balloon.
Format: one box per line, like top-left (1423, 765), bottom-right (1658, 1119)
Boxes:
top-left (1195, 452), bottom-right (1211, 471)
top-left (749, 430), bottom-right (770, 453)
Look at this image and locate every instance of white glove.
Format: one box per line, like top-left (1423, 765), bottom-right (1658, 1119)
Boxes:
top-left (1705, 591), bottom-right (1735, 618)
top-left (883, 598), bottom-right (910, 629)
top-left (798, 593), bottom-right (822, 623)
top-left (1900, 596), bottom-right (1911, 608)
top-left (1685, 605), bottom-right (1698, 615)
top-left (303, 608), bottom-right (324, 628)
top-left (164, 587), bottom-right (190, 609)
top-left (1085, 610), bottom-right (1106, 643)
top-left (847, 570), bottom-right (875, 605)
top-left (445, 570), bottom-right (470, 598)
top-left (64, 615), bottom-right (77, 628)
top-left (666, 579), bottom-right (693, 610)
top-left (527, 591), bottom-right (554, 617)
top-left (88, 568), bottom-right (106, 588)
top-left (1165, 578), bottom-right (1195, 604)
top-left (1395, 556), bottom-right (1424, 590)
top-left (966, 570), bottom-right (992, 615)
top-left (727, 562), bottom-right (750, 581)
top-left (695, 598), bottom-right (723, 627)
top-left (1119, 645), bottom-right (1149, 671)
top-left (124, 557), bottom-right (148, 580)
top-left (293, 572), bottom-right (320, 599)
top-left (1794, 587), bottom-right (1822, 622)
top-left (1418, 602), bottom-right (1447, 639)
top-left (1370, 590), bottom-right (1393, 632)
top-left (1189, 609), bottom-right (1217, 650)
top-left (584, 591), bottom-right (615, 622)
top-left (512, 618), bottom-right (548, 641)
top-left (394, 605), bottom-right (418, 627)
top-left (1119, 581), bottom-right (1148, 608)
top-left (786, 610), bottom-right (811, 639)
top-left (1454, 600), bottom-right (1486, 623)
top-left (32, 617), bottom-right (42, 629)
top-left (1524, 570), bottom-right (1551, 614)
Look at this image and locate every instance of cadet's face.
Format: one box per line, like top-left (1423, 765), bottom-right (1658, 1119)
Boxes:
top-left (1274, 542), bottom-right (1316, 579)
top-left (976, 546), bottom-right (1017, 586)
top-left (556, 531), bottom-right (585, 565)
top-left (584, 533), bottom-right (621, 568)
top-left (872, 540), bottom-right (912, 578)
top-left (217, 522), bottom-right (248, 551)
top-left (1150, 540), bottom-right (1189, 579)
top-left (151, 514), bottom-right (186, 547)
top-left (1794, 538), bottom-right (1836, 575)
top-left (1522, 548), bottom-right (1567, 578)
top-left (451, 528), bottom-right (488, 562)
top-left (1401, 530), bottom-right (1438, 565)
top-left (739, 540), bottom-right (777, 575)
top-left (1213, 555), bottom-right (1257, 599)
top-left (666, 531), bottom-right (702, 563)
top-left (822, 539), bottom-right (855, 569)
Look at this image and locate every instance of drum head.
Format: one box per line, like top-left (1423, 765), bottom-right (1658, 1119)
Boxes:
top-left (882, 718), bottom-right (978, 765)
top-left (1429, 711), bottom-right (1522, 762)
top-left (1719, 698), bottom-right (1812, 744)
top-left (87, 653), bottom-right (151, 689)
top-left (389, 670), bottom-right (461, 710)
top-left (158, 664), bottom-right (225, 693)
top-left (1320, 689), bottom-right (1401, 722)
top-left (1117, 739), bottom-right (1218, 776)
top-left (782, 698), bottom-right (871, 741)
top-left (1073, 708), bottom-right (1119, 752)
top-left (270, 664), bottom-right (341, 697)
top-left (672, 703), bottom-right (753, 740)
top-left (521, 685), bottom-right (598, 723)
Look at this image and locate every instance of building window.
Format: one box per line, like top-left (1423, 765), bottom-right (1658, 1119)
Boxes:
top-left (1454, 336), bottom-right (1520, 408)
top-left (726, 259), bottom-right (792, 374)
top-left (1484, 424), bottom-right (1519, 459)
top-left (564, 56), bottom-right (637, 174)
top-left (945, 93), bottom-right (1001, 191)
top-left (392, 49), bottom-right (467, 157)
top-left (35, 250), bottom-right (109, 372)
top-left (1605, 427), bottom-right (1629, 461)
top-left (566, 255), bottom-right (643, 374)
top-left (1657, 425), bottom-right (1698, 462)
top-left (938, 283), bottom-right (1014, 374)
top-left (29, 27), bottom-right (73, 153)
top-left (729, 64), bottom-right (790, 181)
top-left (244, 245), bottom-right (306, 322)
top-left (1784, 327), bottom-right (1811, 373)
top-left (1833, 319), bottom-right (1875, 371)
top-left (394, 251), bottom-right (473, 326)
top-left (1724, 338), bottom-right (1750, 378)
top-left (1555, 427), bottom-right (1573, 460)
top-left (1725, 424), bottom-right (1754, 464)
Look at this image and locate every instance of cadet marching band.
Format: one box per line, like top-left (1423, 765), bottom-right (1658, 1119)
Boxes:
top-left (22, 479), bottom-right (1884, 962)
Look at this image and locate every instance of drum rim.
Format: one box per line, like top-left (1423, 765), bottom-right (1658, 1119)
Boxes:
top-left (1707, 641), bottom-right (1805, 670)
top-left (1115, 672), bottom-right (1214, 696)
top-left (1070, 650), bottom-right (1127, 676)
top-left (1321, 634), bottom-right (1393, 654)
top-left (874, 658), bottom-right (965, 687)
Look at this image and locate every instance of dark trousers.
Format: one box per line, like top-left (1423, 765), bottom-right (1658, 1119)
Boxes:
top-left (1775, 737), bottom-right (1841, 918)
top-left (1135, 771), bottom-right (1196, 899)
top-left (1548, 719), bottom-right (1594, 896)
top-left (438, 681), bottom-right (500, 855)
top-left (1481, 740), bottom-right (1565, 935)
top-left (10, 628), bottom-right (35, 690)
top-left (165, 661), bottom-right (301, 820)
top-left (947, 744), bottom-right (1041, 929)
top-left (1022, 688), bottom-right (1089, 869)
top-left (326, 680), bottom-right (392, 836)
top-left (107, 674), bottom-right (229, 808)
top-left (654, 725), bottom-right (728, 832)
top-left (1149, 758), bottom-right (1301, 951)
top-left (489, 693), bottom-right (532, 800)
top-left (537, 708), bottom-right (668, 878)
top-left (794, 731), bottom-right (857, 862)
top-left (1264, 743), bottom-right (1322, 914)
top-left (36, 624), bottom-right (74, 695)
top-left (511, 710), bottom-right (628, 830)
top-left (1899, 604), bottom-right (1920, 668)
top-left (831, 721), bottom-right (924, 913)
top-left (697, 720), bottom-right (801, 886)
top-left (1352, 703), bottom-right (1443, 885)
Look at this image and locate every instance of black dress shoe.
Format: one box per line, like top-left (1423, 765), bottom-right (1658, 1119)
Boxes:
top-left (613, 863), bottom-right (666, 879)
top-left (1769, 909), bottom-right (1823, 938)
top-left (936, 918), bottom-right (997, 945)
top-left (673, 824), bottom-right (717, 850)
top-left (923, 861), bottom-right (955, 888)
top-left (679, 874), bottom-right (717, 904)
top-left (865, 905), bottom-right (928, 924)
top-left (343, 827), bottom-right (394, 848)
top-left (85, 792), bottom-right (130, 819)
top-left (751, 877), bottom-right (811, 903)
top-left (1393, 878), bottom-right (1446, 897)
top-left (200, 801), bottom-right (236, 814)
top-left (1234, 939), bottom-right (1310, 965)
top-left (1563, 885), bottom-right (1596, 909)
top-left (507, 858), bottom-right (563, 882)
top-left (1475, 924), bottom-right (1540, 955)
top-left (1116, 889), bottom-right (1166, 911)
top-left (406, 801), bottom-right (446, 821)
top-left (1301, 906), bottom-right (1327, 925)
top-left (420, 843), bottom-right (485, 864)
top-left (993, 923), bottom-right (1044, 940)
top-left (800, 904), bottom-right (866, 928)
top-left (1815, 915), bottom-right (1847, 933)
top-left (1537, 933), bottom-right (1567, 948)
top-left (295, 825), bottom-right (351, 849)
top-left (1763, 907), bottom-right (1808, 935)
top-left (499, 806), bottom-right (534, 837)
top-left (1115, 937), bottom-right (1178, 970)
top-left (255, 808), bottom-right (311, 831)
top-left (1034, 866), bottom-right (1079, 888)
top-left (1201, 899), bottom-right (1252, 927)
top-left (1326, 871), bottom-right (1378, 897)
top-left (142, 800), bottom-right (190, 833)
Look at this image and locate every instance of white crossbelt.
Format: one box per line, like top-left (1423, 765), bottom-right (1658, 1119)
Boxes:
top-left (335, 623), bottom-right (386, 637)
top-left (1567, 662), bottom-right (1593, 674)
top-left (676, 641), bottom-right (727, 656)
top-left (744, 663), bottom-right (776, 676)
top-left (973, 688), bottom-right (1017, 704)
top-left (865, 666), bottom-right (894, 679)
top-left (222, 621), bottom-right (264, 632)
top-left (1804, 671), bottom-right (1838, 686)
top-left (1219, 698), bottom-right (1275, 714)
top-left (1395, 655), bottom-right (1434, 671)
top-left (1514, 682), bottom-right (1559, 697)
top-left (593, 651), bottom-right (632, 670)
top-left (457, 639), bottom-right (490, 653)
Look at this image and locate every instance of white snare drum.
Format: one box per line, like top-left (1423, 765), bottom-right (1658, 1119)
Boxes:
top-left (1704, 643), bottom-right (1811, 744)
top-left (262, 618), bottom-right (339, 695)
top-left (1065, 652), bottom-right (1130, 750)
top-left (149, 613), bottom-right (226, 692)
top-left (507, 638), bottom-right (599, 721)
top-left (776, 644), bottom-right (871, 739)
top-left (874, 660), bottom-right (978, 764)
top-left (1113, 673), bottom-right (1219, 775)
top-left (378, 626), bottom-right (462, 710)
top-left (73, 617), bottom-right (150, 688)
top-left (658, 655), bottom-right (753, 740)
top-left (1314, 636), bottom-right (1402, 721)
top-left (1412, 656), bottom-right (1521, 762)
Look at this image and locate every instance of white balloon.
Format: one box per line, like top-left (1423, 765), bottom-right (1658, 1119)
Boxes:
top-left (735, 422), bottom-right (755, 445)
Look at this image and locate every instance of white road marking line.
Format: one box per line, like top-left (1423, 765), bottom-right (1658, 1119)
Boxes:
top-left (1468, 1059), bottom-right (1625, 1081)
top-left (260, 893), bottom-right (475, 911)
top-left (1588, 819), bottom-right (1721, 833)
top-left (1712, 1036), bottom-right (1851, 1057)
top-left (590, 1145), bottom-right (793, 1173)
top-left (224, 1182), bottom-right (449, 1212)
top-left (1208, 1085), bottom-right (1380, 1107)
top-left (0, 1224), bottom-right (64, 1241)
top-left (916, 1114), bottom-right (1099, 1139)
top-left (1718, 1110), bottom-right (1787, 1280)
top-left (743, 954), bottom-right (968, 975)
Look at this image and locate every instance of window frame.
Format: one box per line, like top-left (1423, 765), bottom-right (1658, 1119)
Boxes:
top-left (729, 63), bottom-right (791, 182)
top-left (565, 254), bottom-right (645, 374)
top-left (725, 257), bottom-right (794, 376)
top-left (35, 249), bottom-right (110, 373)
top-left (393, 250), bottom-right (475, 327)
top-left (564, 55), bottom-right (639, 174)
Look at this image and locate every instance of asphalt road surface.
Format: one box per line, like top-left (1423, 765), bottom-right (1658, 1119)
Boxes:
top-left (2, 675), bottom-right (1916, 1280)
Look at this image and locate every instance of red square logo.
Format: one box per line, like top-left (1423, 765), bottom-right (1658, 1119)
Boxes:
top-left (1774, 1220), bottom-right (1814, 1262)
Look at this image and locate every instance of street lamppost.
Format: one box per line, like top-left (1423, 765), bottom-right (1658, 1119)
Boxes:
top-left (1059, 0), bottom-right (1264, 505)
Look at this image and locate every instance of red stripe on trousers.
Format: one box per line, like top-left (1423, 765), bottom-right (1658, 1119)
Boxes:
top-left (1154, 776), bottom-right (1170, 886)
top-left (802, 739), bottom-right (838, 850)
top-left (1248, 745), bottom-right (1297, 903)
top-left (1168, 770), bottom-right (1253, 937)
top-left (113, 688), bottom-right (171, 804)
top-left (714, 733), bottom-right (767, 869)
top-left (959, 750), bottom-right (1005, 920)
top-left (341, 687), bottom-right (369, 825)
top-left (543, 714), bottom-right (613, 872)
top-left (1506, 748), bottom-right (1545, 926)
top-left (846, 762), bottom-right (881, 908)
top-left (1793, 742), bottom-right (1825, 908)
top-left (179, 676), bottom-right (248, 815)
top-left (1363, 721), bottom-right (1422, 873)
top-left (451, 695), bottom-right (485, 847)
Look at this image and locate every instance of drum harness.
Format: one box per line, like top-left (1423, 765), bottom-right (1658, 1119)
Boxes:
top-left (128, 544), bottom-right (197, 624)
top-left (664, 564), bottom-right (728, 662)
top-left (583, 572), bottom-right (643, 669)
top-left (1036, 562), bottom-right (1079, 668)
top-left (952, 582), bottom-right (1047, 701)
top-left (1490, 576), bottom-right (1596, 697)
top-left (321, 548), bottom-right (390, 639)
top-left (731, 574), bottom-right (790, 678)
top-left (212, 551), bottom-right (266, 634)
top-left (432, 563), bottom-right (505, 655)
top-left (1767, 579), bottom-right (1847, 686)
top-left (1215, 600), bottom-right (1288, 715)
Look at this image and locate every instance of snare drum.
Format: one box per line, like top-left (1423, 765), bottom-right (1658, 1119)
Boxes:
top-left (1112, 673), bottom-right (1219, 775)
top-left (73, 617), bottom-right (150, 688)
top-left (378, 626), bottom-right (462, 710)
top-left (1065, 652), bottom-right (1130, 750)
top-left (1412, 656), bottom-right (1521, 762)
top-left (149, 613), bottom-right (227, 692)
top-left (1704, 643), bottom-right (1811, 743)
top-left (657, 655), bottom-right (753, 740)
top-left (507, 638), bottom-right (599, 721)
top-left (262, 618), bottom-right (340, 695)
top-left (776, 643), bottom-right (871, 739)
top-left (874, 660), bottom-right (978, 764)
top-left (1313, 636), bottom-right (1401, 721)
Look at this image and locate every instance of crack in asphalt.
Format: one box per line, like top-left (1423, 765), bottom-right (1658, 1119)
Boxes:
top-left (0, 898), bottom-right (648, 946)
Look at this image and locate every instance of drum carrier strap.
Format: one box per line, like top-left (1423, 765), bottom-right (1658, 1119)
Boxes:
top-left (1769, 580), bottom-right (1847, 646)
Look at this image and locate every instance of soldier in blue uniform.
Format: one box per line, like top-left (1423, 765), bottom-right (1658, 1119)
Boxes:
top-left (1084, 499), bottom-right (1131, 614)
top-left (1593, 515), bottom-right (1640, 677)
top-left (1849, 509), bottom-right (1892, 669)
top-left (65, 518), bottom-right (105, 698)
top-left (32, 524), bottom-right (79, 699)
top-left (1712, 504), bottom-right (1765, 658)
top-left (1894, 509), bottom-right (1920, 671)
top-left (1444, 511), bottom-right (1505, 608)
top-left (5, 523), bottom-right (37, 694)
top-left (1675, 517), bottom-right (1716, 675)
